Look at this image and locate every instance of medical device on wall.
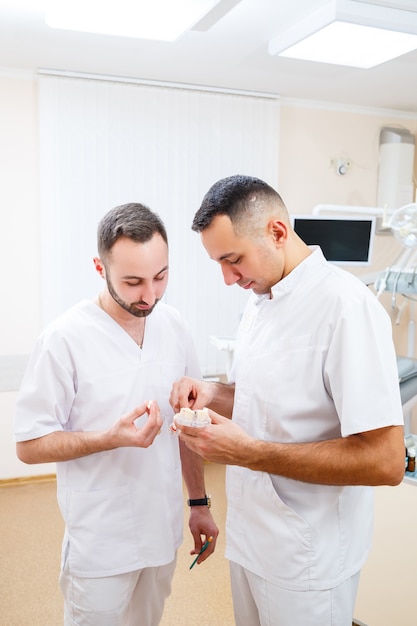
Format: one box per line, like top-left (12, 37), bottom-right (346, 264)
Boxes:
top-left (292, 214), bottom-right (376, 266)
top-left (376, 126), bottom-right (415, 212)
top-left (375, 203), bottom-right (417, 298)
top-left (390, 203), bottom-right (417, 248)
top-left (373, 203), bottom-right (417, 391)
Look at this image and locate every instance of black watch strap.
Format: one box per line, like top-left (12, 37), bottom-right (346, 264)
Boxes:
top-left (187, 495), bottom-right (211, 508)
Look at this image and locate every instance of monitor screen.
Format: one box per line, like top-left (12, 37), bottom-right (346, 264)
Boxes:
top-left (291, 215), bottom-right (376, 266)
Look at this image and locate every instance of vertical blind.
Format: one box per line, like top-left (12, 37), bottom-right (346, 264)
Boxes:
top-left (38, 73), bottom-right (280, 375)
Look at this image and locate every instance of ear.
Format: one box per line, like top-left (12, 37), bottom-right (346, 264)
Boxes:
top-left (269, 219), bottom-right (287, 245)
top-left (93, 257), bottom-right (106, 279)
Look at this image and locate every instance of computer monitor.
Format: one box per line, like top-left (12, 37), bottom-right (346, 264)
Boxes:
top-left (291, 214), bottom-right (376, 267)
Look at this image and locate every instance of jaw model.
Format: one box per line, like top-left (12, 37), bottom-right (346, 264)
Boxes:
top-left (172, 407), bottom-right (211, 430)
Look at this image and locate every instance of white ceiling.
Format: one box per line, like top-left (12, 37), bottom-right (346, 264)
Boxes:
top-left (1, 0), bottom-right (417, 113)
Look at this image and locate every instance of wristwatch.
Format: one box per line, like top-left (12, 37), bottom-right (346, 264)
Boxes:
top-left (187, 495), bottom-right (211, 509)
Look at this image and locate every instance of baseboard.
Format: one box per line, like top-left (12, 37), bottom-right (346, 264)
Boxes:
top-left (0, 473), bottom-right (56, 487)
top-left (353, 619), bottom-right (368, 626)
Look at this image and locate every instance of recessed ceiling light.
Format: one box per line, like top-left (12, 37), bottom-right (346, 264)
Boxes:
top-left (45, 0), bottom-right (223, 41)
top-left (269, 0), bottom-right (417, 68)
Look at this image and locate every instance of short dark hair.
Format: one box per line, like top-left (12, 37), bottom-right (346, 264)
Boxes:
top-left (97, 202), bottom-right (167, 261)
top-left (192, 175), bottom-right (286, 234)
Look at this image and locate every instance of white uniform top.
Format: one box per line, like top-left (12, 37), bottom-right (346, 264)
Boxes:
top-left (226, 248), bottom-right (403, 591)
top-left (14, 300), bottom-right (200, 578)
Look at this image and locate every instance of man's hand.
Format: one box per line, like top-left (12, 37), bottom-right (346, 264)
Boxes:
top-left (170, 377), bottom-right (214, 413)
top-left (188, 506), bottom-right (219, 566)
top-left (176, 409), bottom-right (252, 465)
top-left (178, 414), bottom-right (406, 486)
top-left (16, 400), bottom-right (164, 464)
top-left (106, 400), bottom-right (163, 448)
top-left (170, 376), bottom-right (235, 417)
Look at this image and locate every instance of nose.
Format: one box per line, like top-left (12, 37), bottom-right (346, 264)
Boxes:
top-left (138, 282), bottom-right (157, 306)
top-left (221, 264), bottom-right (240, 286)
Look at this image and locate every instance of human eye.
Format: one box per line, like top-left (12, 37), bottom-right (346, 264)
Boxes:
top-left (229, 257), bottom-right (241, 265)
top-left (155, 270), bottom-right (168, 281)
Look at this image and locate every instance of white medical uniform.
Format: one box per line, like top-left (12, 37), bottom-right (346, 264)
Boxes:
top-left (226, 248), bottom-right (403, 593)
top-left (15, 300), bottom-right (201, 578)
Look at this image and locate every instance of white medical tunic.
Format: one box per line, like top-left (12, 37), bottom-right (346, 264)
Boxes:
top-left (15, 300), bottom-right (200, 578)
top-left (226, 247), bottom-right (403, 591)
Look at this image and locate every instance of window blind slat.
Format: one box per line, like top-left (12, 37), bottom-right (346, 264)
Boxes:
top-left (39, 75), bottom-right (280, 375)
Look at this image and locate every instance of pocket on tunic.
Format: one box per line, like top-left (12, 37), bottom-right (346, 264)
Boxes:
top-left (67, 485), bottom-right (138, 576)
top-left (227, 467), bottom-right (316, 589)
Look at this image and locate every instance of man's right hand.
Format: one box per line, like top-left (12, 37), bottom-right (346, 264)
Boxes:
top-left (106, 400), bottom-right (163, 448)
top-left (169, 377), bottom-right (214, 414)
top-left (16, 400), bottom-right (164, 465)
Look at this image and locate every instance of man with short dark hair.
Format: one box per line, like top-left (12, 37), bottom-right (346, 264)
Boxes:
top-left (15, 202), bottom-right (218, 625)
top-left (170, 175), bottom-right (404, 626)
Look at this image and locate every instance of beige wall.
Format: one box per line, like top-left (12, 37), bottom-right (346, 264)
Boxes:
top-left (1, 73), bottom-right (417, 479)
top-left (354, 480), bottom-right (417, 625)
top-left (279, 101), bottom-right (417, 361)
top-left (279, 102), bottom-right (417, 212)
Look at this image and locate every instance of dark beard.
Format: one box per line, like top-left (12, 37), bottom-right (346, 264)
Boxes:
top-left (106, 278), bottom-right (159, 318)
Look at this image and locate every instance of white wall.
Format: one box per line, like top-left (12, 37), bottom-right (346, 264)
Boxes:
top-left (0, 391), bottom-right (55, 479)
top-left (1, 71), bottom-right (416, 479)
top-left (0, 74), bottom-right (41, 352)
top-left (0, 73), bottom-right (51, 479)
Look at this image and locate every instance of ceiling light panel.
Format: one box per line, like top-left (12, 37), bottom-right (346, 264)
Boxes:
top-left (45, 0), bottom-right (222, 41)
top-left (280, 21), bottom-right (417, 69)
top-left (269, 0), bottom-right (417, 68)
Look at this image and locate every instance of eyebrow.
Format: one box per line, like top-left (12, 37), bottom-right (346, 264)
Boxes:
top-left (218, 253), bottom-right (236, 261)
top-left (122, 265), bottom-right (169, 279)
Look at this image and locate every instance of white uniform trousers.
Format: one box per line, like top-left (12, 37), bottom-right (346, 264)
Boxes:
top-left (60, 556), bottom-right (177, 626)
top-left (230, 561), bottom-right (360, 626)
